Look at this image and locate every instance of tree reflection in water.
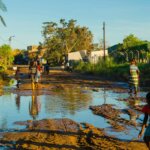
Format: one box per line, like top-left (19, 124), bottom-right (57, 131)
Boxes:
top-left (29, 91), bottom-right (41, 120)
top-left (45, 85), bottom-right (92, 115)
top-left (15, 94), bottom-right (20, 111)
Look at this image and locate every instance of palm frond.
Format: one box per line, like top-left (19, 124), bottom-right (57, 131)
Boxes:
top-left (0, 16), bottom-right (6, 26)
top-left (0, 0), bottom-right (7, 12)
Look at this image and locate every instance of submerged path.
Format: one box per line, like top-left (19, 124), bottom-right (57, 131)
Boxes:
top-left (0, 66), bottom-right (147, 149)
top-left (11, 65), bottom-right (127, 94)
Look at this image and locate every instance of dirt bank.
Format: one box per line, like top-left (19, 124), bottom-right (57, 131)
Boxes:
top-left (0, 118), bottom-right (147, 150)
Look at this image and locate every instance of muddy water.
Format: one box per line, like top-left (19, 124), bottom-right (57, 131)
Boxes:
top-left (0, 85), bottom-right (147, 141)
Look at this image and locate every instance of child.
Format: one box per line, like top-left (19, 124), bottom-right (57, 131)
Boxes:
top-left (138, 92), bottom-right (150, 149)
top-left (129, 58), bottom-right (140, 96)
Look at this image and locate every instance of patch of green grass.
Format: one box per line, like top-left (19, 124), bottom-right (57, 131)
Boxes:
top-left (74, 58), bottom-right (150, 85)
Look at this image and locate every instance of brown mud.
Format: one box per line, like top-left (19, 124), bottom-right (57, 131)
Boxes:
top-left (90, 104), bottom-right (141, 132)
top-left (0, 66), bottom-right (148, 149)
top-left (0, 118), bottom-right (147, 150)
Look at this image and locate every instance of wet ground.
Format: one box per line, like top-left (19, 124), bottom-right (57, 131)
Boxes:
top-left (0, 66), bottom-right (149, 149)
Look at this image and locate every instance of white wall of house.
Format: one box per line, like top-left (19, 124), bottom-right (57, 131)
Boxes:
top-left (68, 51), bottom-right (83, 61)
top-left (68, 49), bottom-right (108, 63)
top-left (89, 50), bottom-right (108, 63)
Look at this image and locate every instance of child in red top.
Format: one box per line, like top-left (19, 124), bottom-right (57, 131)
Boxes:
top-left (138, 92), bottom-right (150, 149)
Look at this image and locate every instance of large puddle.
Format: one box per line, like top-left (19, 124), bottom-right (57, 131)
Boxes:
top-left (0, 84), bottom-right (148, 141)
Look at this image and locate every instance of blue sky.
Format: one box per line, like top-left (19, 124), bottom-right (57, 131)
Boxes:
top-left (0, 0), bottom-right (150, 49)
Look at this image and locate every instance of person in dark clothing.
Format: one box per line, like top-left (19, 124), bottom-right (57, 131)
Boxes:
top-left (45, 62), bottom-right (50, 75)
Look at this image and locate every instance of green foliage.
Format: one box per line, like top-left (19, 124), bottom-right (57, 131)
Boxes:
top-left (74, 57), bottom-right (118, 76)
top-left (13, 49), bottom-right (28, 64)
top-left (0, 44), bottom-right (14, 69)
top-left (122, 34), bottom-right (143, 50)
top-left (74, 57), bottom-right (150, 85)
top-left (109, 34), bottom-right (150, 63)
top-left (42, 19), bottom-right (93, 65)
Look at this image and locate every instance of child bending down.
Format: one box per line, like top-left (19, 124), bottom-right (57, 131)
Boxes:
top-left (138, 92), bottom-right (150, 149)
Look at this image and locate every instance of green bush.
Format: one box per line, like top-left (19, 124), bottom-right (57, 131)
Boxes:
top-left (74, 57), bottom-right (130, 80)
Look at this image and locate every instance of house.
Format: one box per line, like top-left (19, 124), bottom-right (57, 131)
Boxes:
top-left (27, 45), bottom-right (39, 53)
top-left (67, 49), bottom-right (108, 63)
top-left (89, 50), bottom-right (108, 63)
top-left (68, 50), bottom-right (87, 61)
top-left (27, 45), bottom-right (47, 59)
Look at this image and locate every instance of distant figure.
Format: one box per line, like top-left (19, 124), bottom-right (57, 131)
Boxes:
top-left (45, 62), bottom-right (50, 75)
top-left (129, 58), bottom-right (140, 96)
top-left (29, 61), bottom-right (37, 89)
top-left (138, 92), bottom-right (150, 149)
top-left (15, 67), bottom-right (20, 88)
top-left (35, 61), bottom-right (41, 88)
top-left (66, 61), bottom-right (72, 72)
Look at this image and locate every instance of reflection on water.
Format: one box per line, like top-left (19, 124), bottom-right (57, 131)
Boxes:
top-left (15, 94), bottom-right (20, 111)
top-left (0, 86), bottom-right (148, 140)
top-left (45, 86), bottom-right (92, 115)
top-left (29, 91), bottom-right (41, 120)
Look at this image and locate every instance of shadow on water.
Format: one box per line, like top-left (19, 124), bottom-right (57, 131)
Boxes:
top-left (0, 84), bottom-right (149, 143)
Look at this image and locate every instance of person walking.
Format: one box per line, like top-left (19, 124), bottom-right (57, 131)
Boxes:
top-left (129, 58), bottom-right (140, 96)
top-left (35, 61), bottom-right (41, 88)
top-left (138, 92), bottom-right (150, 149)
top-left (45, 62), bottom-right (50, 75)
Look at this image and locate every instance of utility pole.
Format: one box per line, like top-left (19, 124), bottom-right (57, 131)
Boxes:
top-left (103, 22), bottom-right (106, 61)
top-left (8, 35), bottom-right (15, 46)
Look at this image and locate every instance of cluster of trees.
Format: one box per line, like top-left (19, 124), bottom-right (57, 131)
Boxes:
top-left (109, 34), bottom-right (150, 63)
top-left (13, 49), bottom-right (28, 65)
top-left (0, 44), bottom-right (14, 69)
top-left (42, 19), bottom-right (93, 65)
top-left (0, 45), bottom-right (28, 70)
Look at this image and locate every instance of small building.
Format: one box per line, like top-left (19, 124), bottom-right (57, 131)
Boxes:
top-left (27, 45), bottom-right (39, 53)
top-left (27, 45), bottom-right (47, 59)
top-left (67, 49), bottom-right (108, 63)
top-left (89, 50), bottom-right (108, 63)
top-left (68, 50), bottom-right (87, 61)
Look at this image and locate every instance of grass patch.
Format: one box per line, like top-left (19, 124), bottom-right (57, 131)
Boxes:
top-left (74, 58), bottom-right (150, 85)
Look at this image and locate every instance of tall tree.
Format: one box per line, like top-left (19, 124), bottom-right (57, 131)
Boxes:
top-left (109, 34), bottom-right (149, 62)
top-left (0, 0), bottom-right (7, 26)
top-left (42, 19), bottom-right (93, 65)
top-left (122, 34), bottom-right (143, 50)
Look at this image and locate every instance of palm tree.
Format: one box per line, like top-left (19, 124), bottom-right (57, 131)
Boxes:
top-left (0, 0), bottom-right (7, 26)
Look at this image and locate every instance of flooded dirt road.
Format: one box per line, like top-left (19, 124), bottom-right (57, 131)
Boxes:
top-left (0, 66), bottom-right (149, 149)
